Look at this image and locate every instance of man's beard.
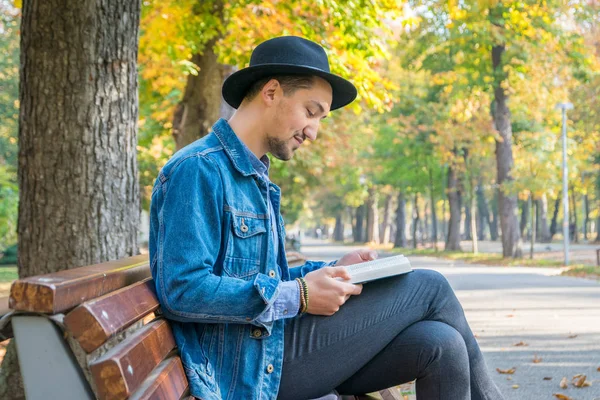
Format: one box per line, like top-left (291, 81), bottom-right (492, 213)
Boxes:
top-left (267, 135), bottom-right (293, 161)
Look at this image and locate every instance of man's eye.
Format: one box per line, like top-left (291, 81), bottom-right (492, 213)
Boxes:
top-left (307, 109), bottom-right (314, 117)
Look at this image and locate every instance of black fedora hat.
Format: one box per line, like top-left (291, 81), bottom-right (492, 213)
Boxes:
top-left (222, 36), bottom-right (357, 111)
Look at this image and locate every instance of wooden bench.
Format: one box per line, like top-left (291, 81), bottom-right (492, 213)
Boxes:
top-left (6, 253), bottom-right (406, 400)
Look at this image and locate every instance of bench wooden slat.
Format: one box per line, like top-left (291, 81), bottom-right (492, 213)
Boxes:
top-left (129, 356), bottom-right (188, 400)
top-left (64, 278), bottom-right (160, 353)
top-left (90, 319), bottom-right (176, 400)
top-left (9, 255), bottom-right (150, 313)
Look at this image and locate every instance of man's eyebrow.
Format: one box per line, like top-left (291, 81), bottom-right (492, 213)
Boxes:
top-left (309, 100), bottom-right (328, 119)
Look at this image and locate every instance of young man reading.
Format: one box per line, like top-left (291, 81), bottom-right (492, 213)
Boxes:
top-left (149, 36), bottom-right (504, 400)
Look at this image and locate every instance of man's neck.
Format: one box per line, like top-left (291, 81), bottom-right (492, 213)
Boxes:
top-left (228, 105), bottom-right (267, 158)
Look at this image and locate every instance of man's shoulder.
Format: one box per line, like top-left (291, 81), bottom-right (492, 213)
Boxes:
top-left (160, 133), bottom-right (225, 179)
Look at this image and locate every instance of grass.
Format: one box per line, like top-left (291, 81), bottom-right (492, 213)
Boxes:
top-left (0, 265), bottom-right (18, 283)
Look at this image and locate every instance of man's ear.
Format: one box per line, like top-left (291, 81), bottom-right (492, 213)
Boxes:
top-left (261, 79), bottom-right (280, 106)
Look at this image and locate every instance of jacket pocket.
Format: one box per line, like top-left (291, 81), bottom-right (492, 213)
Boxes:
top-left (223, 213), bottom-right (267, 279)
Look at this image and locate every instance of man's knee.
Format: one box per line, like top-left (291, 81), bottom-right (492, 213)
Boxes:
top-left (418, 321), bottom-right (468, 368)
top-left (411, 269), bottom-right (451, 289)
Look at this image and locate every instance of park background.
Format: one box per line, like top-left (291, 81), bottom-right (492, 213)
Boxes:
top-left (0, 0), bottom-right (599, 398)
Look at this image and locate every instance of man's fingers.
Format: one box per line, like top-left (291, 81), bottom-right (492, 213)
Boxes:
top-left (360, 250), bottom-right (378, 261)
top-left (328, 266), bottom-right (351, 280)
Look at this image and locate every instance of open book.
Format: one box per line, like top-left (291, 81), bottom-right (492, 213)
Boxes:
top-left (344, 255), bottom-right (413, 284)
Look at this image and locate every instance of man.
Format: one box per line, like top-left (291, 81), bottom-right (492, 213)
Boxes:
top-left (149, 36), bottom-right (504, 400)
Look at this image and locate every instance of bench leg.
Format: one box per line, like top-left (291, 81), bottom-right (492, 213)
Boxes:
top-left (12, 315), bottom-right (95, 400)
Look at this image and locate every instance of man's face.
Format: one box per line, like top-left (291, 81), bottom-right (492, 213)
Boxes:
top-left (264, 77), bottom-right (332, 161)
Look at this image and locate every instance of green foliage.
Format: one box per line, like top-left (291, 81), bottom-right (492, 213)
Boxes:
top-left (0, 1), bottom-right (19, 251)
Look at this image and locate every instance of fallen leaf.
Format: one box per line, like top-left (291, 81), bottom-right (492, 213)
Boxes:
top-left (567, 333), bottom-right (578, 339)
top-left (506, 314), bottom-right (515, 318)
top-left (513, 341), bottom-right (528, 346)
top-left (543, 377), bottom-right (552, 380)
top-left (553, 394), bottom-right (572, 400)
top-left (597, 366), bottom-right (600, 372)
top-left (507, 377), bottom-right (512, 381)
top-left (512, 384), bottom-right (519, 389)
top-left (572, 374), bottom-right (589, 388)
top-left (497, 367), bottom-right (516, 374)
top-left (533, 355), bottom-right (542, 363)
top-left (560, 377), bottom-right (568, 389)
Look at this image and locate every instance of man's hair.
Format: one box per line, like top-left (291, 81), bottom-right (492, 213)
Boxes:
top-left (243, 75), bottom-right (315, 102)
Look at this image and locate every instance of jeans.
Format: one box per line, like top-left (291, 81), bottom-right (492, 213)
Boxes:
top-left (277, 269), bottom-right (505, 400)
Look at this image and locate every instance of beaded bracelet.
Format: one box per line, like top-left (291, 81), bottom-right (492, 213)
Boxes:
top-left (299, 277), bottom-right (309, 313)
top-left (295, 278), bottom-right (308, 314)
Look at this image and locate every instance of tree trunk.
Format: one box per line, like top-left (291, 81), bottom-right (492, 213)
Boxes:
top-left (333, 213), bottom-right (344, 242)
top-left (488, 189), bottom-right (499, 241)
top-left (519, 199), bottom-right (530, 239)
top-left (549, 194), bottom-right (561, 239)
top-left (354, 205), bottom-right (366, 243)
top-left (412, 193), bottom-right (420, 249)
top-left (172, 1), bottom-right (233, 150)
top-left (366, 188), bottom-right (380, 243)
top-left (570, 186), bottom-right (578, 243)
top-left (464, 202), bottom-right (472, 240)
top-left (2, 0), bottom-right (142, 398)
top-left (394, 192), bottom-right (407, 248)
top-left (379, 193), bottom-right (393, 244)
top-left (537, 193), bottom-right (551, 242)
top-left (583, 193), bottom-right (589, 241)
top-left (428, 169), bottom-right (438, 250)
top-left (492, 43), bottom-right (522, 258)
top-left (476, 182), bottom-right (490, 241)
top-left (445, 165), bottom-right (462, 251)
top-left (595, 212), bottom-right (600, 243)
top-left (530, 194), bottom-right (536, 259)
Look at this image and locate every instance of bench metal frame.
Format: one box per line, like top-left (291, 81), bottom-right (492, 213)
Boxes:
top-left (12, 315), bottom-right (95, 400)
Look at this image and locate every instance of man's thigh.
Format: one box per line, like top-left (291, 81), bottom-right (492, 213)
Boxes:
top-left (277, 269), bottom-right (450, 399)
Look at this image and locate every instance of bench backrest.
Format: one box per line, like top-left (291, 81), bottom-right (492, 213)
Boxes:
top-left (9, 252), bottom-right (307, 400)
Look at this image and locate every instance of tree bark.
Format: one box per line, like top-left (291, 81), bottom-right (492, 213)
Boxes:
top-left (465, 202), bottom-right (472, 240)
top-left (379, 193), bottom-right (393, 244)
top-left (394, 192), bottom-right (407, 248)
top-left (488, 189), bottom-right (499, 241)
top-left (171, 1), bottom-right (234, 150)
top-left (492, 43), bottom-right (522, 258)
top-left (366, 188), bottom-right (380, 243)
top-left (549, 195), bottom-right (561, 239)
top-left (570, 186), bottom-right (578, 243)
top-left (445, 165), bottom-right (462, 251)
top-left (333, 213), bottom-right (344, 242)
top-left (172, 37), bottom-right (233, 150)
top-left (412, 193), bottom-right (420, 249)
top-left (354, 205), bottom-right (365, 243)
top-left (476, 182), bottom-right (490, 240)
top-left (428, 169), bottom-right (438, 250)
top-left (2, 0), bottom-right (142, 397)
top-left (519, 199), bottom-right (530, 239)
top-left (537, 193), bottom-right (551, 242)
top-left (583, 193), bottom-right (589, 241)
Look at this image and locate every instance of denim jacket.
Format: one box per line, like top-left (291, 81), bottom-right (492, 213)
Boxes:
top-left (149, 119), bottom-right (329, 399)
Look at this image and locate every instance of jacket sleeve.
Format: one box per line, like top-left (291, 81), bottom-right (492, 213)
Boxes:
top-left (150, 155), bottom-right (279, 330)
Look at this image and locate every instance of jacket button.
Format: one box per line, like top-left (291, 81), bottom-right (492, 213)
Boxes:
top-left (268, 270), bottom-right (276, 278)
top-left (266, 364), bottom-right (274, 373)
top-left (240, 224), bottom-right (249, 233)
top-left (252, 329), bottom-right (262, 338)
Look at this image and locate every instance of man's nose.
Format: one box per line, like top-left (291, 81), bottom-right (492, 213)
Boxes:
top-left (303, 121), bottom-right (319, 141)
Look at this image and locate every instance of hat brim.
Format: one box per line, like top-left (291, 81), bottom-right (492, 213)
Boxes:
top-left (222, 64), bottom-right (357, 111)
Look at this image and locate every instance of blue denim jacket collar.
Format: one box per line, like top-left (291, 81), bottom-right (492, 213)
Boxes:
top-left (212, 118), bottom-right (260, 178)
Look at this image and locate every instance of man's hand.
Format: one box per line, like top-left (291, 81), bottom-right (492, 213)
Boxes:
top-left (303, 267), bottom-right (362, 316)
top-left (335, 249), bottom-right (378, 267)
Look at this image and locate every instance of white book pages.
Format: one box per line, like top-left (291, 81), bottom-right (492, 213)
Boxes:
top-left (344, 255), bottom-right (413, 284)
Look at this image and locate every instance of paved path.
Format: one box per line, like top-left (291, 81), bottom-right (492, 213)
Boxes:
top-left (299, 239), bottom-right (600, 400)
